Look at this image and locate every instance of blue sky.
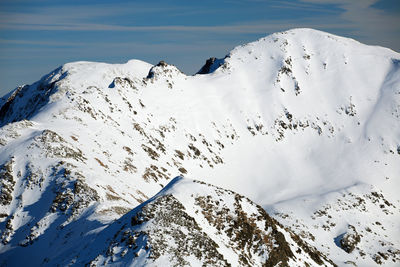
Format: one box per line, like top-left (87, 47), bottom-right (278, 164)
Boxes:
top-left (0, 0), bottom-right (399, 97)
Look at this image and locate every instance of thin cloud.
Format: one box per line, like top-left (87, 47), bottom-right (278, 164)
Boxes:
top-left (268, 0), bottom-right (337, 12)
top-left (0, 5), bottom-right (180, 25)
top-left (0, 3), bottom-right (215, 27)
top-left (299, 0), bottom-right (400, 49)
top-left (0, 39), bottom-right (84, 46)
top-left (0, 0), bottom-right (397, 50)
top-left (0, 18), bottom-right (352, 34)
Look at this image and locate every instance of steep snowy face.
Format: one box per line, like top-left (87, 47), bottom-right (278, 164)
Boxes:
top-left (0, 28), bottom-right (399, 266)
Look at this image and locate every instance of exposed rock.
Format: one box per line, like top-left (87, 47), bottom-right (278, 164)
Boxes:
top-left (0, 158), bottom-right (15, 206)
top-left (339, 225), bottom-right (361, 253)
top-left (197, 57), bottom-right (225, 74)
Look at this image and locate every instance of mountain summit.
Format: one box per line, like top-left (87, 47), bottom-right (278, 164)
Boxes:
top-left (0, 28), bottom-right (399, 266)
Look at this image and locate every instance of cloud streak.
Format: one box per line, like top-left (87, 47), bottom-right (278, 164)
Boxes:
top-left (0, 0), bottom-right (397, 49)
top-left (0, 1), bottom-right (346, 34)
top-left (299, 0), bottom-right (400, 49)
top-left (0, 21), bottom-right (352, 33)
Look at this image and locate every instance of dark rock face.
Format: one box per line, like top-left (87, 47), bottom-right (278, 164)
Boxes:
top-left (198, 57), bottom-right (218, 74)
top-left (197, 57), bottom-right (230, 75)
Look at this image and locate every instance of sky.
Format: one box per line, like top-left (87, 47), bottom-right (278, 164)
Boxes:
top-left (0, 0), bottom-right (399, 97)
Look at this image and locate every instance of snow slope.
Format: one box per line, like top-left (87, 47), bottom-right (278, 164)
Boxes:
top-left (0, 28), bottom-right (399, 266)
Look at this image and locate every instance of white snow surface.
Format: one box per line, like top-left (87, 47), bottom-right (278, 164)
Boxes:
top-left (0, 28), bottom-right (399, 266)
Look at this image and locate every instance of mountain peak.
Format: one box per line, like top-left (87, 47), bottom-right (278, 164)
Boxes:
top-left (0, 29), bottom-right (399, 266)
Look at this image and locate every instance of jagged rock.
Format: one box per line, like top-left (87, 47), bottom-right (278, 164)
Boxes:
top-left (340, 225), bottom-right (361, 253)
top-left (197, 57), bottom-right (226, 74)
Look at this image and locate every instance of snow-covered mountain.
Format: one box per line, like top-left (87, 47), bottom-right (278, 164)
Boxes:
top-left (0, 28), bottom-right (399, 266)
